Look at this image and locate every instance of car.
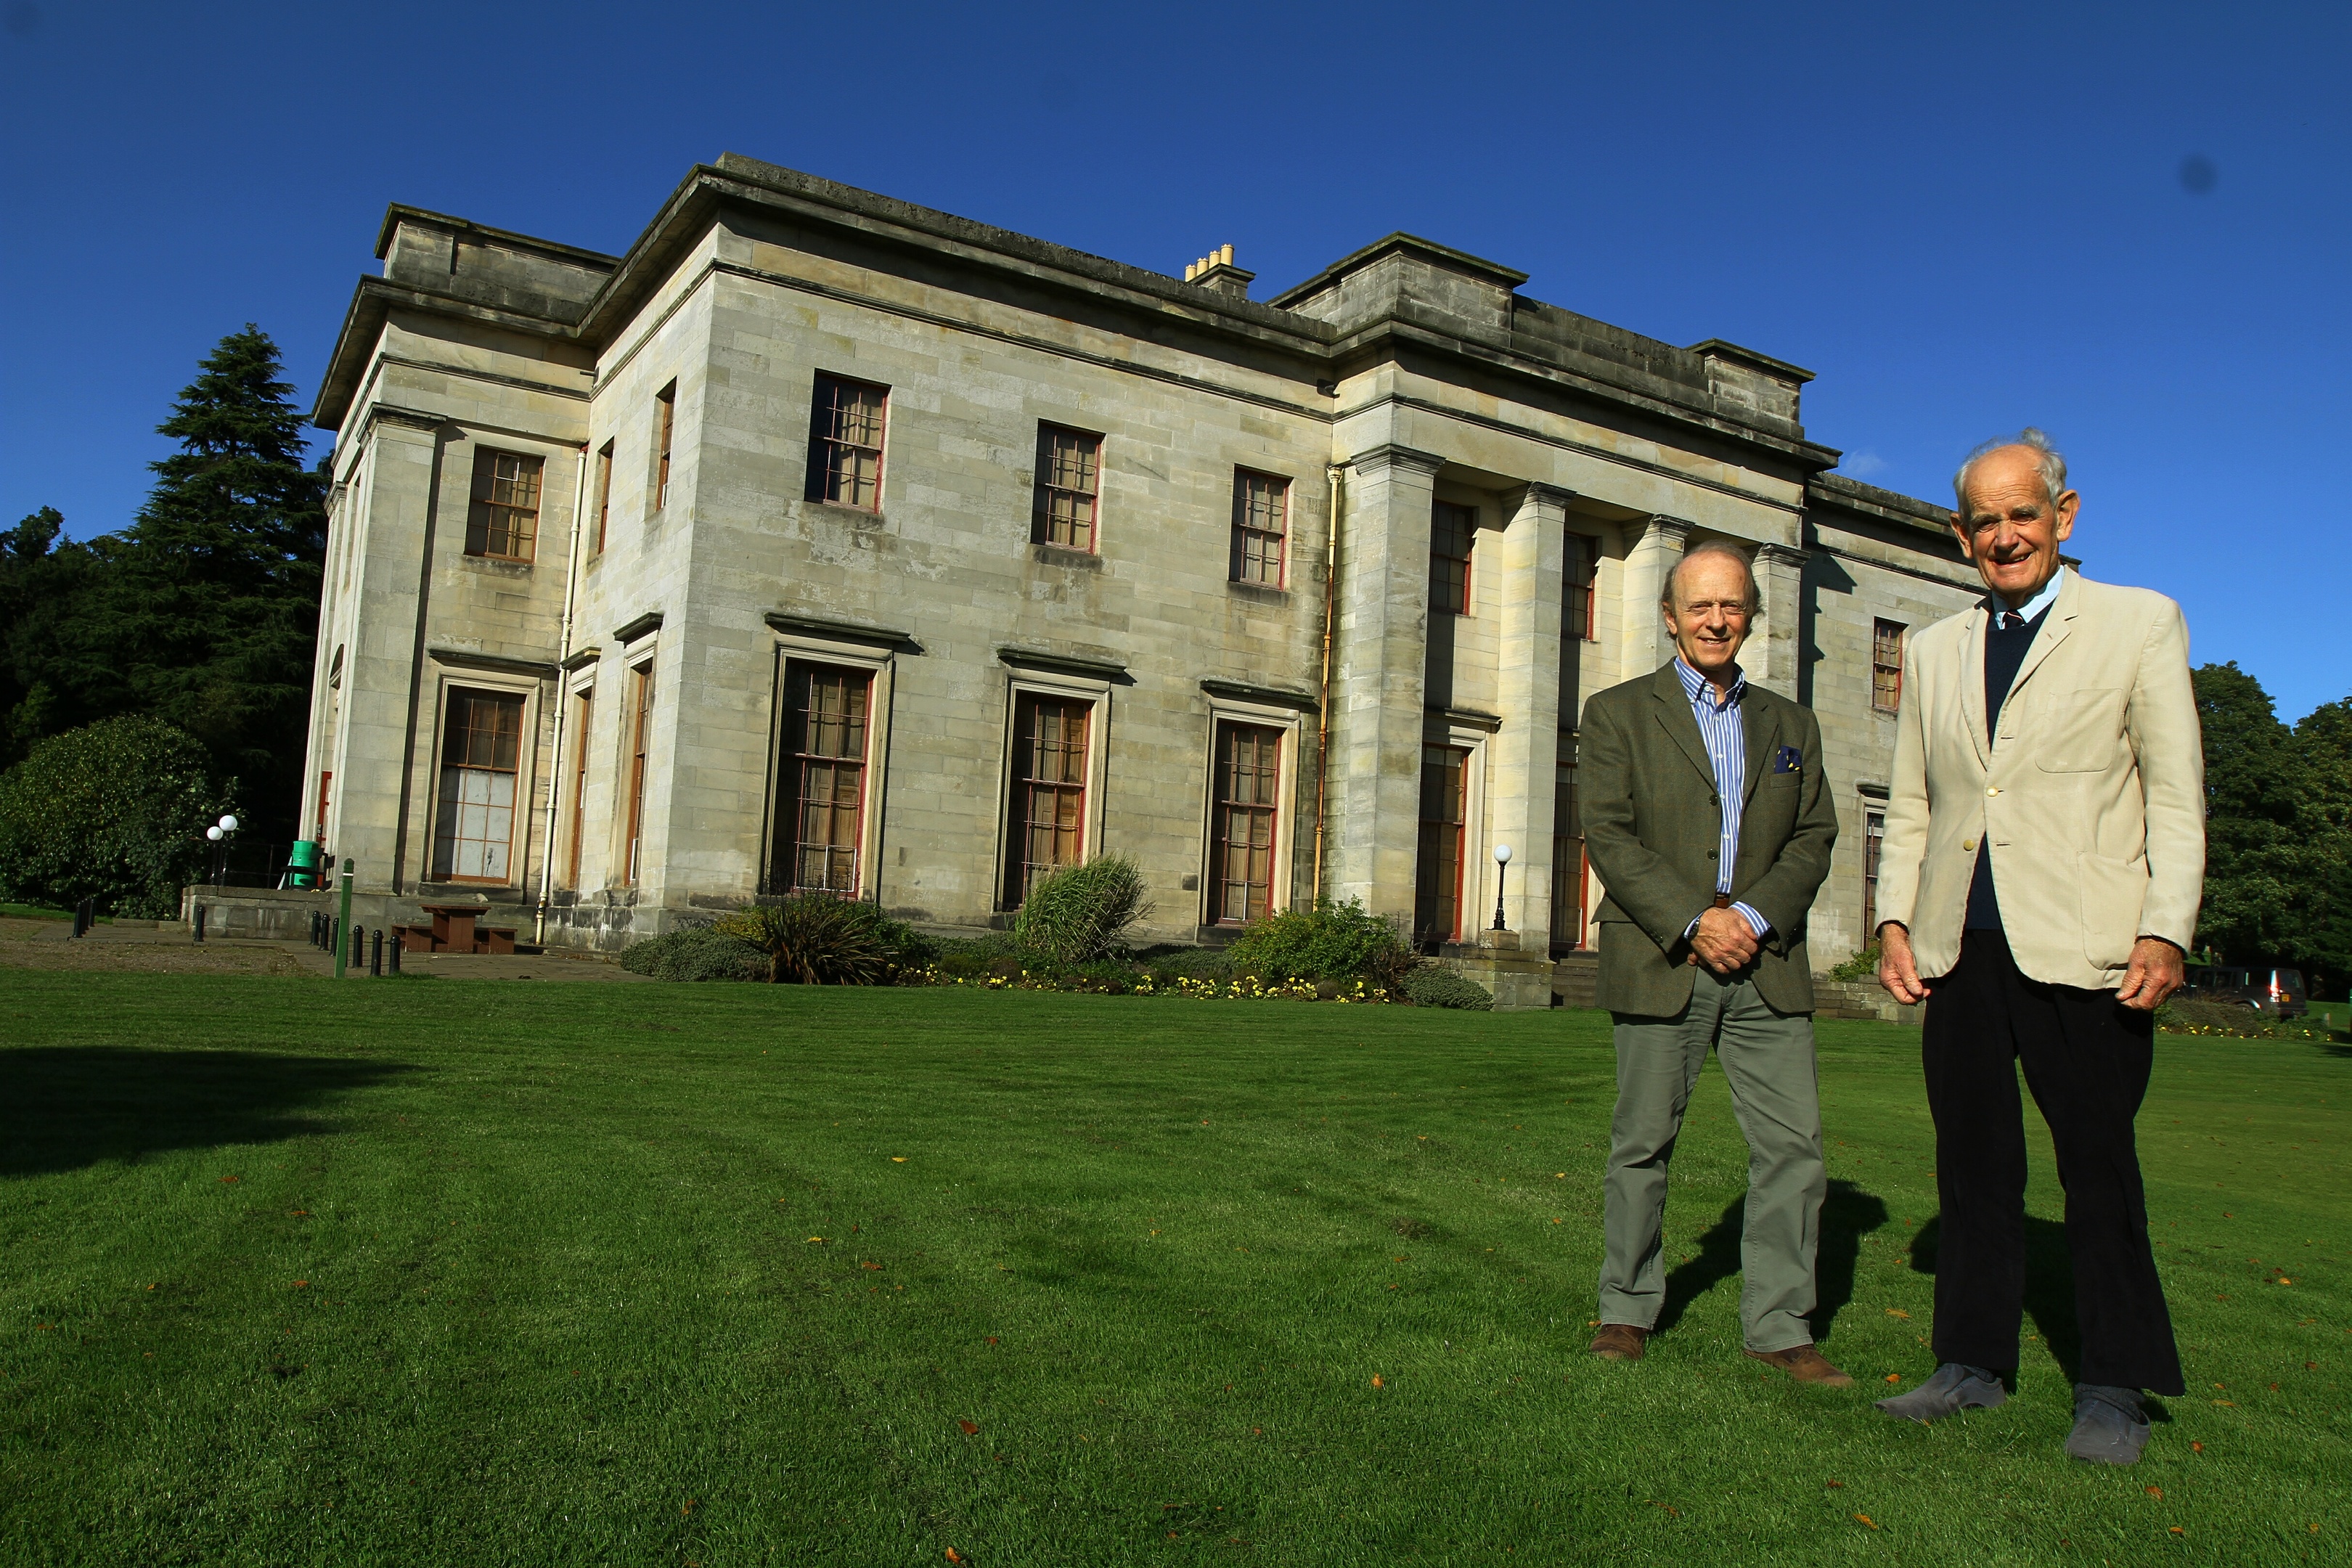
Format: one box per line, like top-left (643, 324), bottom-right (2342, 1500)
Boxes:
top-left (2181, 963), bottom-right (2307, 1019)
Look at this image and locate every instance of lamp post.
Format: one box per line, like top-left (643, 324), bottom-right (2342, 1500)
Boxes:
top-left (1490, 842), bottom-right (1512, 932)
top-left (205, 813), bottom-right (240, 889)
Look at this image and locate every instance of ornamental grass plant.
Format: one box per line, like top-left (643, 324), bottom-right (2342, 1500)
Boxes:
top-left (711, 894), bottom-right (931, 985)
top-left (1008, 854), bottom-right (1151, 963)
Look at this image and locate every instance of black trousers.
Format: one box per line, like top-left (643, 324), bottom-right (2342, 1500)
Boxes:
top-left (1922, 927), bottom-right (2185, 1395)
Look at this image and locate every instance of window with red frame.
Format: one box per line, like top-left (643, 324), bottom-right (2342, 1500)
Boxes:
top-left (1230, 470), bottom-right (1288, 585)
top-left (465, 449), bottom-right (542, 561)
top-left (775, 661), bottom-right (872, 896)
top-left (1551, 754), bottom-right (1585, 953)
top-left (565, 689), bottom-right (592, 888)
top-left (623, 663), bottom-right (654, 887)
top-left (1210, 722), bottom-right (1281, 924)
top-left (1034, 424), bottom-right (1101, 550)
top-left (1863, 807), bottom-right (1886, 937)
top-left (1414, 743), bottom-right (1469, 949)
top-left (1004, 694), bottom-right (1090, 907)
top-left (592, 441), bottom-right (613, 553)
top-left (1429, 500), bottom-right (1476, 614)
top-left (806, 374), bottom-right (888, 510)
top-left (653, 383), bottom-right (676, 512)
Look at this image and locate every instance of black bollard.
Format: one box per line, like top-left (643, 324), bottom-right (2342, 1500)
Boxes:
top-left (312, 911), bottom-right (322, 948)
top-left (330, 916), bottom-right (340, 955)
top-left (194, 905), bottom-right (206, 943)
top-left (370, 929), bottom-right (383, 977)
top-left (349, 924), bottom-right (363, 973)
top-left (389, 934), bottom-right (402, 976)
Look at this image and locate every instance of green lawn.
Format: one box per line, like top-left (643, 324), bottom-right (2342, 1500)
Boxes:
top-left (2, 976), bottom-right (2345, 1566)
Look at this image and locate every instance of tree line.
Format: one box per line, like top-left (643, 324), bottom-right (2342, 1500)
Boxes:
top-left (0, 330), bottom-right (2346, 989)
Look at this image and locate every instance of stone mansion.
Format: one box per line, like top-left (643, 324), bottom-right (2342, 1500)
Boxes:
top-left (302, 152), bottom-right (1983, 985)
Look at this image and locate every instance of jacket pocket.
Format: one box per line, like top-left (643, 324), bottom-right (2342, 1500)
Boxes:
top-left (2076, 850), bottom-right (2147, 971)
top-left (2035, 688), bottom-right (2125, 773)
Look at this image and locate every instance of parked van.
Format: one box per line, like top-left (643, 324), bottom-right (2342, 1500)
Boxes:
top-left (2181, 963), bottom-right (2307, 1018)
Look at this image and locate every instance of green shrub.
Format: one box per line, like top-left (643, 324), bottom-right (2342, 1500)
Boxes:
top-left (1010, 854), bottom-right (1151, 963)
top-left (0, 716), bottom-right (226, 918)
top-left (1222, 898), bottom-right (1415, 989)
top-left (1141, 944), bottom-right (1233, 989)
top-left (714, 894), bottom-right (931, 984)
top-left (1828, 944), bottom-right (1881, 983)
top-left (619, 925), bottom-right (769, 982)
top-left (1401, 965), bottom-right (1494, 1010)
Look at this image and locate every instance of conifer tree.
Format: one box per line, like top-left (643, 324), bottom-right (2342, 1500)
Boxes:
top-left (99, 326), bottom-right (327, 834)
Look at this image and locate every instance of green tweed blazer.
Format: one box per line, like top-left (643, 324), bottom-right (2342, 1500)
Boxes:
top-left (1580, 661), bottom-right (1838, 1018)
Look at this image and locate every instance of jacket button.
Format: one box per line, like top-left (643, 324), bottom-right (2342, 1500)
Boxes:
top-left (1963, 838), bottom-right (1977, 852)
top-left (1707, 849), bottom-right (1718, 859)
top-left (1985, 785), bottom-right (2001, 796)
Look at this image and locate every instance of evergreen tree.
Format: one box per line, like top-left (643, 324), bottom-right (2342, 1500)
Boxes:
top-left (97, 327), bottom-right (327, 836)
top-left (2193, 661), bottom-right (2308, 967)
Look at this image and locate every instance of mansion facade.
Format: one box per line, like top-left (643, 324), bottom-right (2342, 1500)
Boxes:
top-left (303, 153), bottom-right (1983, 984)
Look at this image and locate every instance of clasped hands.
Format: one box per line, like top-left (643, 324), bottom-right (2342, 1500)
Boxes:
top-left (1685, 906), bottom-right (1760, 975)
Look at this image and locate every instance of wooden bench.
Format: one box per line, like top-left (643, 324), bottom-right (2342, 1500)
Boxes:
top-left (399, 903), bottom-right (521, 955)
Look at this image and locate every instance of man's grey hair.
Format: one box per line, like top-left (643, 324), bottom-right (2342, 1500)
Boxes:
top-left (1953, 427), bottom-right (2069, 512)
top-left (1661, 539), bottom-right (1762, 615)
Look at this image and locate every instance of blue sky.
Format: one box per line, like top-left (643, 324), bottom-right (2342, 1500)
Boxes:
top-left (2, 1), bottom-right (2343, 719)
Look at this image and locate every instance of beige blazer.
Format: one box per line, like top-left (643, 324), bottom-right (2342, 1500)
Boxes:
top-left (1876, 570), bottom-right (2204, 989)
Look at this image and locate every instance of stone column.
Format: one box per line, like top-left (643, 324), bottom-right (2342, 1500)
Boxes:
top-left (1750, 542), bottom-right (1808, 701)
top-left (1617, 515), bottom-right (1690, 679)
top-left (1326, 444), bottom-right (1445, 922)
top-left (1489, 483), bottom-right (1571, 941)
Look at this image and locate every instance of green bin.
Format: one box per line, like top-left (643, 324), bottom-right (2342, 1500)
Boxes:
top-left (289, 839), bottom-right (323, 890)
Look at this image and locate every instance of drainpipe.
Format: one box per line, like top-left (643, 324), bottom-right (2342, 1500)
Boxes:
top-left (1312, 462), bottom-right (1344, 906)
top-left (534, 442), bottom-right (590, 944)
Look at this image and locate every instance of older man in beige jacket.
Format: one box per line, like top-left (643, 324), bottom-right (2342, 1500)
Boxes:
top-left (1873, 429), bottom-right (2202, 1466)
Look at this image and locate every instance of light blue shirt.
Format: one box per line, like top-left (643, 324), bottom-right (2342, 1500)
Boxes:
top-left (1991, 565), bottom-right (2067, 626)
top-left (1673, 657), bottom-right (1771, 943)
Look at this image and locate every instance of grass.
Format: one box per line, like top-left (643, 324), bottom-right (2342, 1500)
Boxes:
top-left (1, 976), bottom-right (2345, 1566)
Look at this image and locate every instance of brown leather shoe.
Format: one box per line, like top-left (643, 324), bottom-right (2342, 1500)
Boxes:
top-left (1590, 1323), bottom-right (1649, 1361)
top-left (1745, 1343), bottom-right (1855, 1387)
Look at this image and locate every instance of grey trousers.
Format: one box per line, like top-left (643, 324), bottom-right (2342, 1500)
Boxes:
top-left (1597, 966), bottom-right (1826, 1352)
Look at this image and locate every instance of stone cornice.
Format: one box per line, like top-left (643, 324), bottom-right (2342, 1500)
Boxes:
top-left (764, 610), bottom-right (924, 654)
top-left (428, 647), bottom-right (560, 680)
top-left (1346, 443), bottom-right (1447, 479)
top-left (1199, 679), bottom-right (1318, 712)
top-left (997, 646), bottom-right (1133, 684)
top-left (614, 611), bottom-right (665, 645)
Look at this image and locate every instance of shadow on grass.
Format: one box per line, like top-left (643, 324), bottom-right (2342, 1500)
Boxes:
top-left (1653, 1178), bottom-right (1888, 1341)
top-left (1906, 1213), bottom-right (2083, 1381)
top-left (0, 1046), bottom-right (418, 1178)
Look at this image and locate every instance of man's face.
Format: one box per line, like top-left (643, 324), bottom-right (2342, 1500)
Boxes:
top-left (1663, 551), bottom-right (1752, 682)
top-left (1952, 446), bottom-right (2077, 605)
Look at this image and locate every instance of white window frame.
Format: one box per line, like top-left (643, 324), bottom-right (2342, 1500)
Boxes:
top-left (994, 668), bottom-right (1114, 910)
top-left (1196, 694), bottom-right (1304, 926)
top-left (424, 674), bottom-right (543, 890)
top-left (765, 632), bottom-right (899, 903)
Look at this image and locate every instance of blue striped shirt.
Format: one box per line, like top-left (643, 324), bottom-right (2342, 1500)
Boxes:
top-left (1673, 658), bottom-right (1771, 940)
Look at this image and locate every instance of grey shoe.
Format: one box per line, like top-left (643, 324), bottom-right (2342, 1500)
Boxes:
top-left (2065, 1384), bottom-right (2151, 1465)
top-left (1874, 1362), bottom-right (2009, 1423)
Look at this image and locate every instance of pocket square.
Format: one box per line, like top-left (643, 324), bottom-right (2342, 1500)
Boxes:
top-left (1771, 745), bottom-right (1803, 775)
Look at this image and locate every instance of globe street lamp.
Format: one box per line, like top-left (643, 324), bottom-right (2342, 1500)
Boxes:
top-left (207, 813), bottom-right (239, 889)
top-left (1490, 842), bottom-right (1513, 932)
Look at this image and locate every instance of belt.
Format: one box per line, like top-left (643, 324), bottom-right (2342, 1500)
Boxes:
top-left (1712, 893), bottom-right (1731, 909)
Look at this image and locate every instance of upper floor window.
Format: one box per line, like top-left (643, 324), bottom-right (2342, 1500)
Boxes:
top-left (1872, 618), bottom-right (1906, 714)
top-left (1034, 425), bottom-right (1101, 550)
top-left (592, 441), bottom-right (613, 553)
top-left (1429, 501), bottom-right (1476, 614)
top-left (1230, 470), bottom-right (1288, 586)
top-left (807, 374), bottom-right (888, 511)
top-left (653, 383), bottom-right (676, 512)
top-left (1565, 532), bottom-right (1598, 641)
top-left (465, 449), bottom-right (542, 561)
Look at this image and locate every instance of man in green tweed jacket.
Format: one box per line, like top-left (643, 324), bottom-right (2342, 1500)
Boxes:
top-left (1578, 542), bottom-right (1845, 1384)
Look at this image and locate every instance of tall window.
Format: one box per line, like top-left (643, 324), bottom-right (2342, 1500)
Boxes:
top-left (1551, 755), bottom-right (1585, 953)
top-left (1210, 723), bottom-right (1281, 924)
top-left (465, 449), bottom-right (542, 560)
top-left (1872, 619), bottom-right (1906, 715)
top-left (314, 771), bottom-right (332, 844)
top-left (1230, 470), bottom-right (1288, 585)
top-left (1004, 694), bottom-right (1091, 907)
top-left (778, 661), bottom-right (872, 895)
top-left (1430, 501), bottom-right (1476, 614)
top-left (807, 374), bottom-right (888, 510)
top-left (623, 663), bottom-right (655, 886)
top-left (1414, 744), bottom-right (1470, 949)
top-left (1863, 807), bottom-right (1886, 939)
top-left (1034, 425), bottom-right (1101, 550)
top-left (432, 690), bottom-right (524, 882)
top-left (653, 384), bottom-right (676, 512)
top-left (1566, 533), bottom-right (1598, 641)
top-left (565, 689), bottom-right (592, 887)
top-left (592, 441), bottom-right (613, 553)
